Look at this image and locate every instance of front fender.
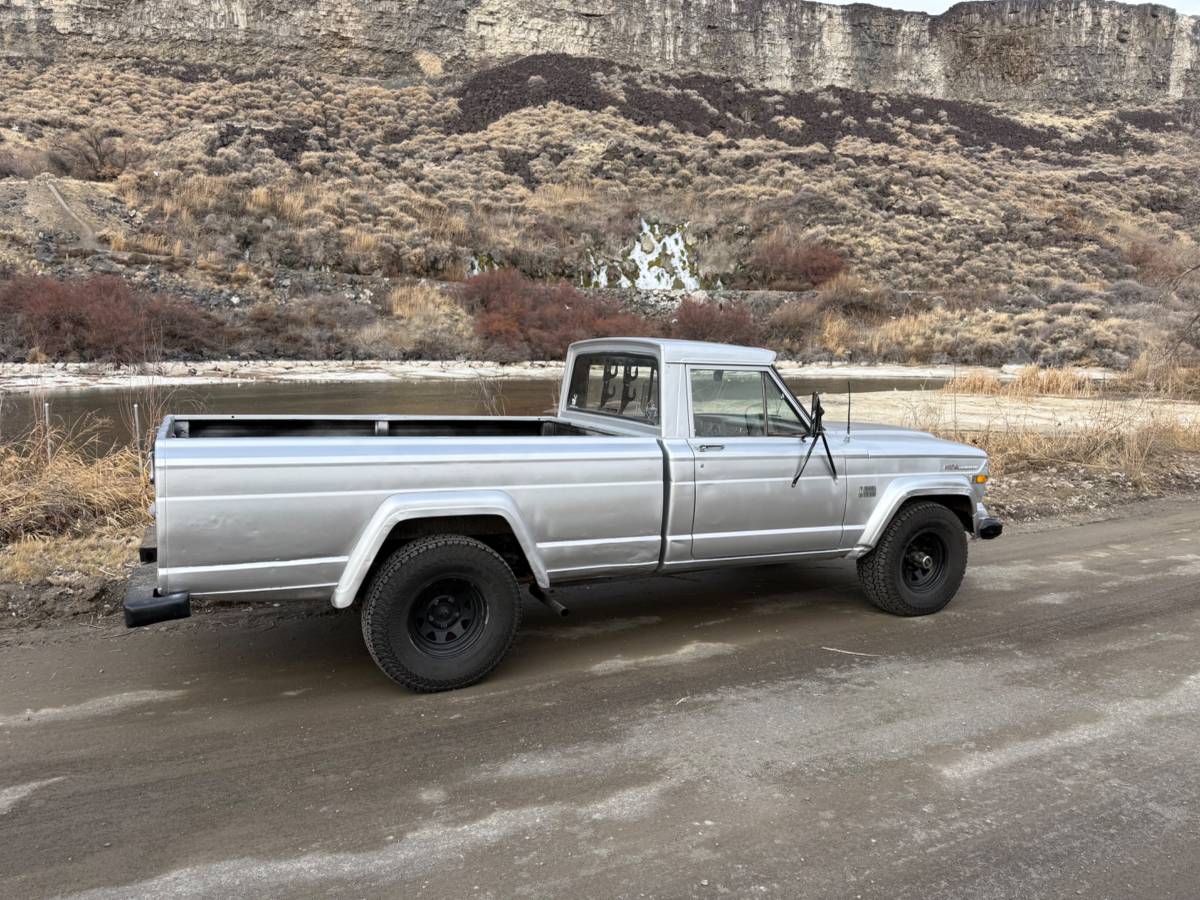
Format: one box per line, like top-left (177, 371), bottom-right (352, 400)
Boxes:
top-left (848, 475), bottom-right (975, 559)
top-left (330, 490), bottom-right (548, 609)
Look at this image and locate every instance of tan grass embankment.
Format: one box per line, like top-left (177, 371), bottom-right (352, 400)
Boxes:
top-left (943, 358), bottom-right (1200, 401)
top-left (918, 401), bottom-right (1200, 488)
top-left (943, 365), bottom-right (1097, 398)
top-left (0, 426), bottom-right (151, 584)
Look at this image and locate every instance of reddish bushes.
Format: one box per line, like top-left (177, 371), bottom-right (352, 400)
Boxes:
top-left (748, 234), bottom-right (845, 290)
top-left (669, 297), bottom-right (762, 346)
top-left (0, 276), bottom-right (221, 362)
top-left (463, 270), bottom-right (657, 360)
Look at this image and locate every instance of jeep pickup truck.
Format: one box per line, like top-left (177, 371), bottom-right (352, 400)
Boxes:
top-left (126, 338), bottom-right (1002, 691)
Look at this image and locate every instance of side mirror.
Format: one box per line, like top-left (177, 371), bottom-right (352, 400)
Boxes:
top-left (809, 391), bottom-right (825, 435)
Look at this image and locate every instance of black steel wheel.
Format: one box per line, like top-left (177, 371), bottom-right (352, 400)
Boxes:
top-left (900, 530), bottom-right (949, 594)
top-left (406, 577), bottom-right (487, 657)
top-left (857, 501), bottom-right (967, 616)
top-left (362, 536), bottom-right (521, 692)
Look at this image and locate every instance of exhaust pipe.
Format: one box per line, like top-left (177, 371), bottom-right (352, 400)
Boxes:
top-left (529, 585), bottom-right (569, 617)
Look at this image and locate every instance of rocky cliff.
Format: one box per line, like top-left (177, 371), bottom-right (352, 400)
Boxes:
top-left (1, 0), bottom-right (1197, 103)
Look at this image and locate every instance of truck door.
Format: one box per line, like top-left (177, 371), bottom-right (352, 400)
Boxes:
top-left (686, 367), bottom-right (847, 559)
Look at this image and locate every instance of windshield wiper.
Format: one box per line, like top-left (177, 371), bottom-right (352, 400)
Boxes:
top-left (792, 391), bottom-right (838, 485)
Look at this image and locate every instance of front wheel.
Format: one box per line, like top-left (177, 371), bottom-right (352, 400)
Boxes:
top-left (361, 535), bottom-right (522, 692)
top-left (857, 501), bottom-right (968, 616)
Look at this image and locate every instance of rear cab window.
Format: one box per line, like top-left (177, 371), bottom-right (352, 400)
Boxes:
top-left (567, 352), bottom-right (660, 426)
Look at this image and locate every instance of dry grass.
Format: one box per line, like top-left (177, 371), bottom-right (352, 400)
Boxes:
top-left (943, 365), bottom-right (1096, 398)
top-left (917, 402), bottom-right (1200, 486)
top-left (353, 283), bottom-right (474, 358)
top-left (1118, 352), bottom-right (1200, 398)
top-left (0, 429), bottom-right (151, 544)
top-left (0, 526), bottom-right (140, 583)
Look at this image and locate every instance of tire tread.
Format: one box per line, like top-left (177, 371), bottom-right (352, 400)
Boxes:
top-left (856, 501), bottom-right (967, 617)
top-left (361, 535), bottom-right (522, 692)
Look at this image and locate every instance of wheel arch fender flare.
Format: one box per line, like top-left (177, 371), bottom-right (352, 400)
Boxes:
top-left (332, 490), bottom-right (548, 609)
top-left (849, 475), bottom-right (975, 559)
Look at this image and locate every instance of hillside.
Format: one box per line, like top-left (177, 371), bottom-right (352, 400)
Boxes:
top-left (0, 50), bottom-right (1197, 366)
top-left (1, 1), bottom-right (1198, 103)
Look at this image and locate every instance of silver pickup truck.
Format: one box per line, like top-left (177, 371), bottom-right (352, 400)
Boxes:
top-left (126, 338), bottom-right (1001, 691)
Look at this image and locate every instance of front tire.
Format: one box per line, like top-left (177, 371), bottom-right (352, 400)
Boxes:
top-left (857, 501), bottom-right (967, 616)
top-left (361, 535), bottom-right (522, 692)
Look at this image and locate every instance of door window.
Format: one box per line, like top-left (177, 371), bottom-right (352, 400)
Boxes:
top-left (690, 369), bottom-right (766, 437)
top-left (690, 369), bottom-right (808, 438)
top-left (765, 375), bottom-right (807, 436)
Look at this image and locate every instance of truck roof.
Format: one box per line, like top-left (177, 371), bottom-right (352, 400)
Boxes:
top-left (568, 337), bottom-right (777, 366)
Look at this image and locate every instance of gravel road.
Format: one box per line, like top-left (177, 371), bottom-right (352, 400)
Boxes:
top-left (2, 498), bottom-right (1198, 898)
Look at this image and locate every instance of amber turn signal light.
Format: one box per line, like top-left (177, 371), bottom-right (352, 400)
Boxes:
top-left (974, 474), bottom-right (989, 484)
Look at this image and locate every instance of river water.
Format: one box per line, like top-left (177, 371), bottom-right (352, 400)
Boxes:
top-left (0, 373), bottom-right (945, 450)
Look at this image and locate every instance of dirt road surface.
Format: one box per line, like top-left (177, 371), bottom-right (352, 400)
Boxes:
top-left (2, 499), bottom-right (1199, 898)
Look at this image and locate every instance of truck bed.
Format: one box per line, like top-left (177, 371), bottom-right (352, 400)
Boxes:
top-left (167, 415), bottom-right (599, 440)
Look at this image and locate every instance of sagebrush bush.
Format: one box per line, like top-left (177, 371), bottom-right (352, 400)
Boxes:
top-left (0, 276), bottom-right (221, 363)
top-left (354, 284), bottom-right (474, 359)
top-left (746, 231), bottom-right (845, 290)
top-left (767, 296), bottom-right (827, 352)
top-left (669, 297), bottom-right (761, 345)
top-left (463, 270), bottom-right (657, 360)
top-left (817, 273), bottom-right (891, 319)
top-left (236, 297), bottom-right (376, 359)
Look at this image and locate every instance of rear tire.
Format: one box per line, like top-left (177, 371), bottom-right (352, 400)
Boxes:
top-left (361, 535), bottom-right (522, 692)
top-left (857, 501), bottom-right (967, 616)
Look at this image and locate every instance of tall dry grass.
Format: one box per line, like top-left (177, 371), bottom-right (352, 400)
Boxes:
top-left (1118, 352), bottom-right (1200, 399)
top-left (943, 365), bottom-right (1096, 398)
top-left (916, 401), bottom-right (1200, 486)
top-left (0, 426), bottom-right (151, 544)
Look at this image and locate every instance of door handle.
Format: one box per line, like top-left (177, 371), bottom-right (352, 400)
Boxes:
top-left (698, 444), bottom-right (725, 452)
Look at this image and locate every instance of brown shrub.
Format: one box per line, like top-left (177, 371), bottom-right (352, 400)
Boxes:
top-left (0, 276), bottom-right (222, 363)
top-left (235, 297), bottom-right (376, 359)
top-left (463, 270), bottom-right (657, 360)
top-left (748, 231), bottom-right (845, 290)
top-left (0, 146), bottom-right (52, 179)
top-left (767, 296), bottom-right (827, 351)
top-left (49, 127), bottom-right (140, 181)
top-left (354, 284), bottom-right (474, 359)
top-left (817, 273), bottom-right (891, 319)
top-left (669, 297), bottom-right (761, 346)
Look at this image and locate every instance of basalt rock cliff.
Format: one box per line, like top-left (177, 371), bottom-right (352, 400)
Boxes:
top-left (1, 0), bottom-right (1198, 104)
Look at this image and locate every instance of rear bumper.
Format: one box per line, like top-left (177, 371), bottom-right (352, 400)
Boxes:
top-left (974, 503), bottom-right (1003, 540)
top-left (124, 589), bottom-right (191, 628)
top-left (123, 526), bottom-right (191, 627)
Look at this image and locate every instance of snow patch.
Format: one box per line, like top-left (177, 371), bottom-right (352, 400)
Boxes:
top-left (0, 777), bottom-right (64, 815)
top-left (590, 641), bottom-right (736, 675)
top-left (942, 673), bottom-right (1200, 780)
top-left (584, 220), bottom-right (702, 291)
top-left (0, 690), bottom-right (185, 728)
